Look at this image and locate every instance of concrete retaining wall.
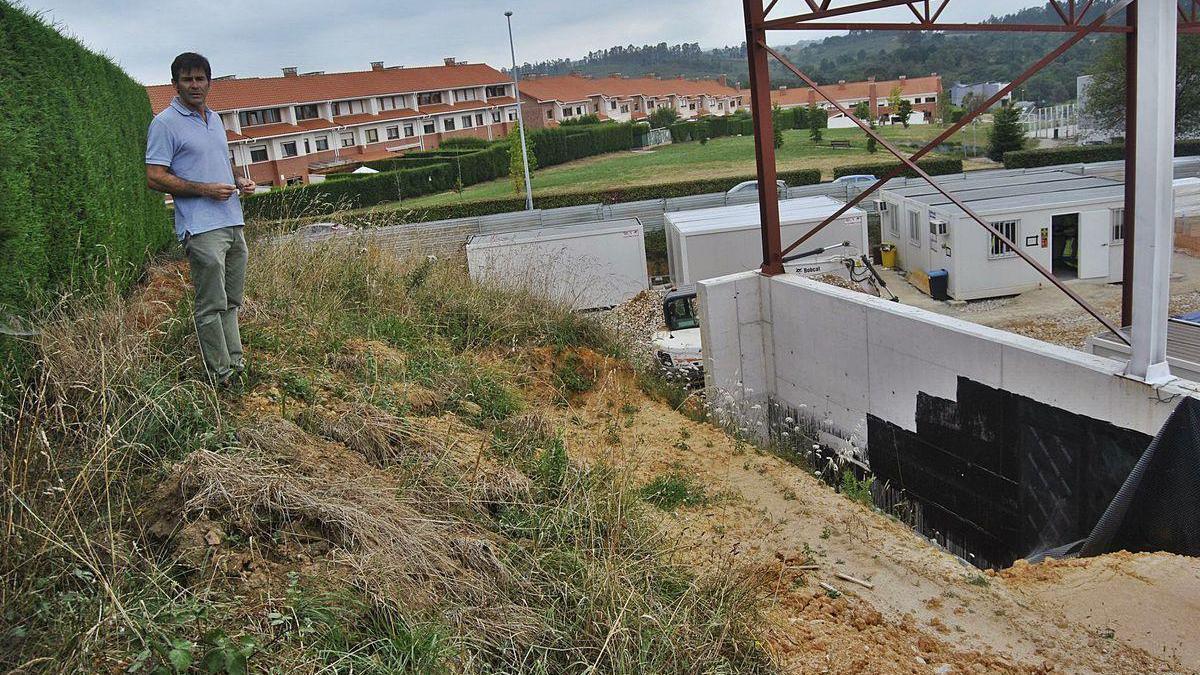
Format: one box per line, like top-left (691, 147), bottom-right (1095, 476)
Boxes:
top-left (699, 271), bottom-right (1200, 444)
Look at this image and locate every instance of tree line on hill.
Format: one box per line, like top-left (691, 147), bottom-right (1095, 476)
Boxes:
top-left (509, 1), bottom-right (1127, 106)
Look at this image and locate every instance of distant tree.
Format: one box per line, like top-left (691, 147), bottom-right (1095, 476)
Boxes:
top-left (808, 103), bottom-right (823, 143)
top-left (897, 99), bottom-right (913, 128)
top-left (867, 119), bottom-right (879, 154)
top-left (507, 126), bottom-right (537, 196)
top-left (937, 87), bottom-right (953, 123)
top-left (886, 86), bottom-right (903, 123)
top-left (771, 104), bottom-right (785, 149)
top-left (987, 103), bottom-right (1025, 162)
top-left (1084, 33), bottom-right (1200, 136)
top-left (648, 106), bottom-right (679, 129)
top-left (852, 100), bottom-right (871, 121)
top-left (961, 91), bottom-right (983, 114)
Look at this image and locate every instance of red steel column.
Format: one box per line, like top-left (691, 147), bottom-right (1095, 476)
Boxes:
top-left (1121, 4), bottom-right (1137, 327)
top-left (744, 0), bottom-right (784, 275)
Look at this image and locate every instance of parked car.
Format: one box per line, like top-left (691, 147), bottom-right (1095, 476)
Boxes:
top-left (726, 179), bottom-right (788, 197)
top-left (831, 174), bottom-right (879, 187)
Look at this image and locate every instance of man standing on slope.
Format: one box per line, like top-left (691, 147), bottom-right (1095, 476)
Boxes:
top-left (146, 52), bottom-right (255, 387)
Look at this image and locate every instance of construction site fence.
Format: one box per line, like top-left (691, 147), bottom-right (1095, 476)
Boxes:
top-left (295, 156), bottom-right (1200, 258)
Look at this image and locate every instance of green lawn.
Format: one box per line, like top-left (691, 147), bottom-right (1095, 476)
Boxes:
top-left (354, 123), bottom-right (994, 214)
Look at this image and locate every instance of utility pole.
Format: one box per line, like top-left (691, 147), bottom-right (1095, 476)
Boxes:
top-left (505, 10), bottom-right (535, 211)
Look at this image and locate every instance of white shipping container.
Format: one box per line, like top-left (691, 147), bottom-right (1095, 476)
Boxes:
top-left (664, 196), bottom-right (869, 285)
top-left (466, 218), bottom-right (648, 310)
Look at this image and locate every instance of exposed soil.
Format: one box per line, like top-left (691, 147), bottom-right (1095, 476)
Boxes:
top-left (552, 362), bottom-right (1200, 674)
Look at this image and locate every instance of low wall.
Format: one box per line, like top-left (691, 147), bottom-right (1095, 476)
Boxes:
top-left (698, 271), bottom-right (1200, 565)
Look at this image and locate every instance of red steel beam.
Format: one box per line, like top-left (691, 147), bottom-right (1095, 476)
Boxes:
top-left (774, 0), bottom-right (1135, 260)
top-left (763, 0), bottom-right (920, 28)
top-left (744, 0), bottom-right (785, 275)
top-left (765, 47), bottom-right (1129, 342)
top-left (765, 21), bottom-right (1133, 33)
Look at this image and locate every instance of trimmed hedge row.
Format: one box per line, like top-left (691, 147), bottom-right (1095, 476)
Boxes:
top-left (668, 109), bottom-right (829, 144)
top-left (529, 122), bottom-right (645, 167)
top-left (245, 123), bottom-right (649, 220)
top-left (832, 158), bottom-right (964, 179)
top-left (244, 163), bottom-right (458, 220)
top-left (386, 168), bottom-right (823, 223)
top-left (1003, 140), bottom-right (1200, 169)
top-left (0, 4), bottom-right (171, 311)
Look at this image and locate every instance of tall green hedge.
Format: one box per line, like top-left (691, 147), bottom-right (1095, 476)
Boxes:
top-left (832, 158), bottom-right (964, 179)
top-left (528, 122), bottom-right (644, 167)
top-left (1002, 140), bottom-right (1200, 169)
top-left (0, 4), bottom-right (170, 312)
top-left (243, 163), bottom-right (458, 219)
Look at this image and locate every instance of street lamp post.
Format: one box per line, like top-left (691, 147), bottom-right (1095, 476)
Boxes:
top-left (505, 10), bottom-right (535, 211)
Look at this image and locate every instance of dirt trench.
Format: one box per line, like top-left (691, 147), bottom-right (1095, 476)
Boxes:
top-left (555, 363), bottom-right (1200, 674)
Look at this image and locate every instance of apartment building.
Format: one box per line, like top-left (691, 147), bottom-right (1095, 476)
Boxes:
top-left (771, 74), bottom-right (942, 127)
top-left (517, 73), bottom-right (744, 129)
top-left (146, 59), bottom-right (520, 185)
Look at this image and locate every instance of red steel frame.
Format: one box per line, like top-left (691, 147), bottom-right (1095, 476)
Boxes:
top-left (744, 0), bottom-right (1197, 343)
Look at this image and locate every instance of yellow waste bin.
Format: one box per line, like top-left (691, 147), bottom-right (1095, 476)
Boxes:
top-left (880, 243), bottom-right (897, 268)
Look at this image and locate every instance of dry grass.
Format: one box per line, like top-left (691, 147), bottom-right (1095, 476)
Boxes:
top-left (0, 236), bottom-right (773, 673)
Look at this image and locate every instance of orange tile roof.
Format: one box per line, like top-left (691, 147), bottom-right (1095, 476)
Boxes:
top-left (771, 75), bottom-right (941, 108)
top-left (519, 73), bottom-right (740, 104)
top-left (146, 62), bottom-right (510, 113)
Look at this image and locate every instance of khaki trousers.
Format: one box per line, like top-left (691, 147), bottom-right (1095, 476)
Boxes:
top-left (184, 226), bottom-right (247, 381)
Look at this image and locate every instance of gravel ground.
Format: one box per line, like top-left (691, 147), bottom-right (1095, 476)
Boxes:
top-left (593, 289), bottom-right (667, 365)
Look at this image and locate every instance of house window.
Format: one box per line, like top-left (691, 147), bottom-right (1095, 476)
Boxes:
top-left (249, 145), bottom-right (268, 162)
top-left (888, 210), bottom-right (899, 236)
top-left (576, 106), bottom-right (584, 115)
top-left (1112, 209), bottom-right (1125, 241)
top-left (238, 108), bottom-right (281, 127)
top-left (907, 210), bottom-right (921, 244)
top-left (689, 103), bottom-right (697, 110)
top-left (418, 92), bottom-right (443, 105)
top-left (303, 139), bottom-right (311, 154)
top-left (281, 141), bottom-right (298, 158)
top-left (546, 109), bottom-right (554, 120)
top-left (453, 88), bottom-right (477, 102)
top-left (593, 103), bottom-right (600, 113)
top-left (508, 111), bottom-right (517, 121)
top-left (610, 100), bottom-right (617, 110)
top-left (386, 126), bottom-right (399, 140)
top-left (378, 95), bottom-right (404, 111)
top-left (486, 85), bottom-right (507, 97)
top-left (340, 132), bottom-right (355, 148)
top-left (314, 136), bottom-right (329, 151)
top-left (635, 101), bottom-right (641, 111)
top-left (423, 120), bottom-right (436, 134)
top-left (444, 118), bottom-right (456, 131)
top-left (475, 113), bottom-right (484, 126)
top-left (404, 123), bottom-right (415, 137)
top-left (563, 107), bottom-right (573, 118)
top-left (333, 100), bottom-right (361, 116)
top-left (294, 104), bottom-right (320, 120)
top-left (620, 104), bottom-right (629, 113)
top-left (461, 115), bottom-right (473, 128)
top-left (988, 220), bottom-right (1019, 258)
top-left (365, 128), bottom-right (379, 143)
top-left (491, 110), bottom-right (501, 123)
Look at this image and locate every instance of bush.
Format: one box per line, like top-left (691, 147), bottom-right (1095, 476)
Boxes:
top-left (0, 5), bottom-right (171, 312)
top-left (438, 136), bottom-right (491, 149)
top-left (559, 114), bottom-right (601, 126)
top-left (833, 158), bottom-right (964, 179)
top-left (528, 122), bottom-right (641, 167)
top-left (243, 163), bottom-right (458, 220)
top-left (1003, 140), bottom-right (1200, 169)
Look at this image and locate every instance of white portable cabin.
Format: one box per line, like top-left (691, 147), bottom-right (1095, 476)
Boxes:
top-left (465, 218), bottom-right (648, 310)
top-left (664, 195), bottom-right (869, 285)
top-left (878, 170), bottom-right (1200, 301)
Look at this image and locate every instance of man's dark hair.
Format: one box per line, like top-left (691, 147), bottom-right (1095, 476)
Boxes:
top-left (171, 52), bottom-right (211, 82)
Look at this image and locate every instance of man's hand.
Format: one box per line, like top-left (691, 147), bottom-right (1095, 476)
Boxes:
top-left (235, 177), bottom-right (257, 196)
top-left (201, 183), bottom-right (237, 200)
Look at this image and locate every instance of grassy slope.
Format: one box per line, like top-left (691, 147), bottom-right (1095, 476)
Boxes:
top-left (0, 240), bottom-right (771, 674)
top-left (359, 123), bottom-right (993, 213)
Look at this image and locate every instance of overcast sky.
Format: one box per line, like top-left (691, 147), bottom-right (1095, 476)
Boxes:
top-left (16, 0), bottom-right (1040, 85)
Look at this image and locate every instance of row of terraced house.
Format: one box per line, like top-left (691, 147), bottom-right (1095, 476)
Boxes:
top-left (146, 60), bottom-right (745, 187)
top-left (145, 59), bottom-right (937, 187)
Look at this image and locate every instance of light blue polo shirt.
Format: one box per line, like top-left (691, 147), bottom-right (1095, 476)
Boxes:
top-left (146, 97), bottom-right (244, 240)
